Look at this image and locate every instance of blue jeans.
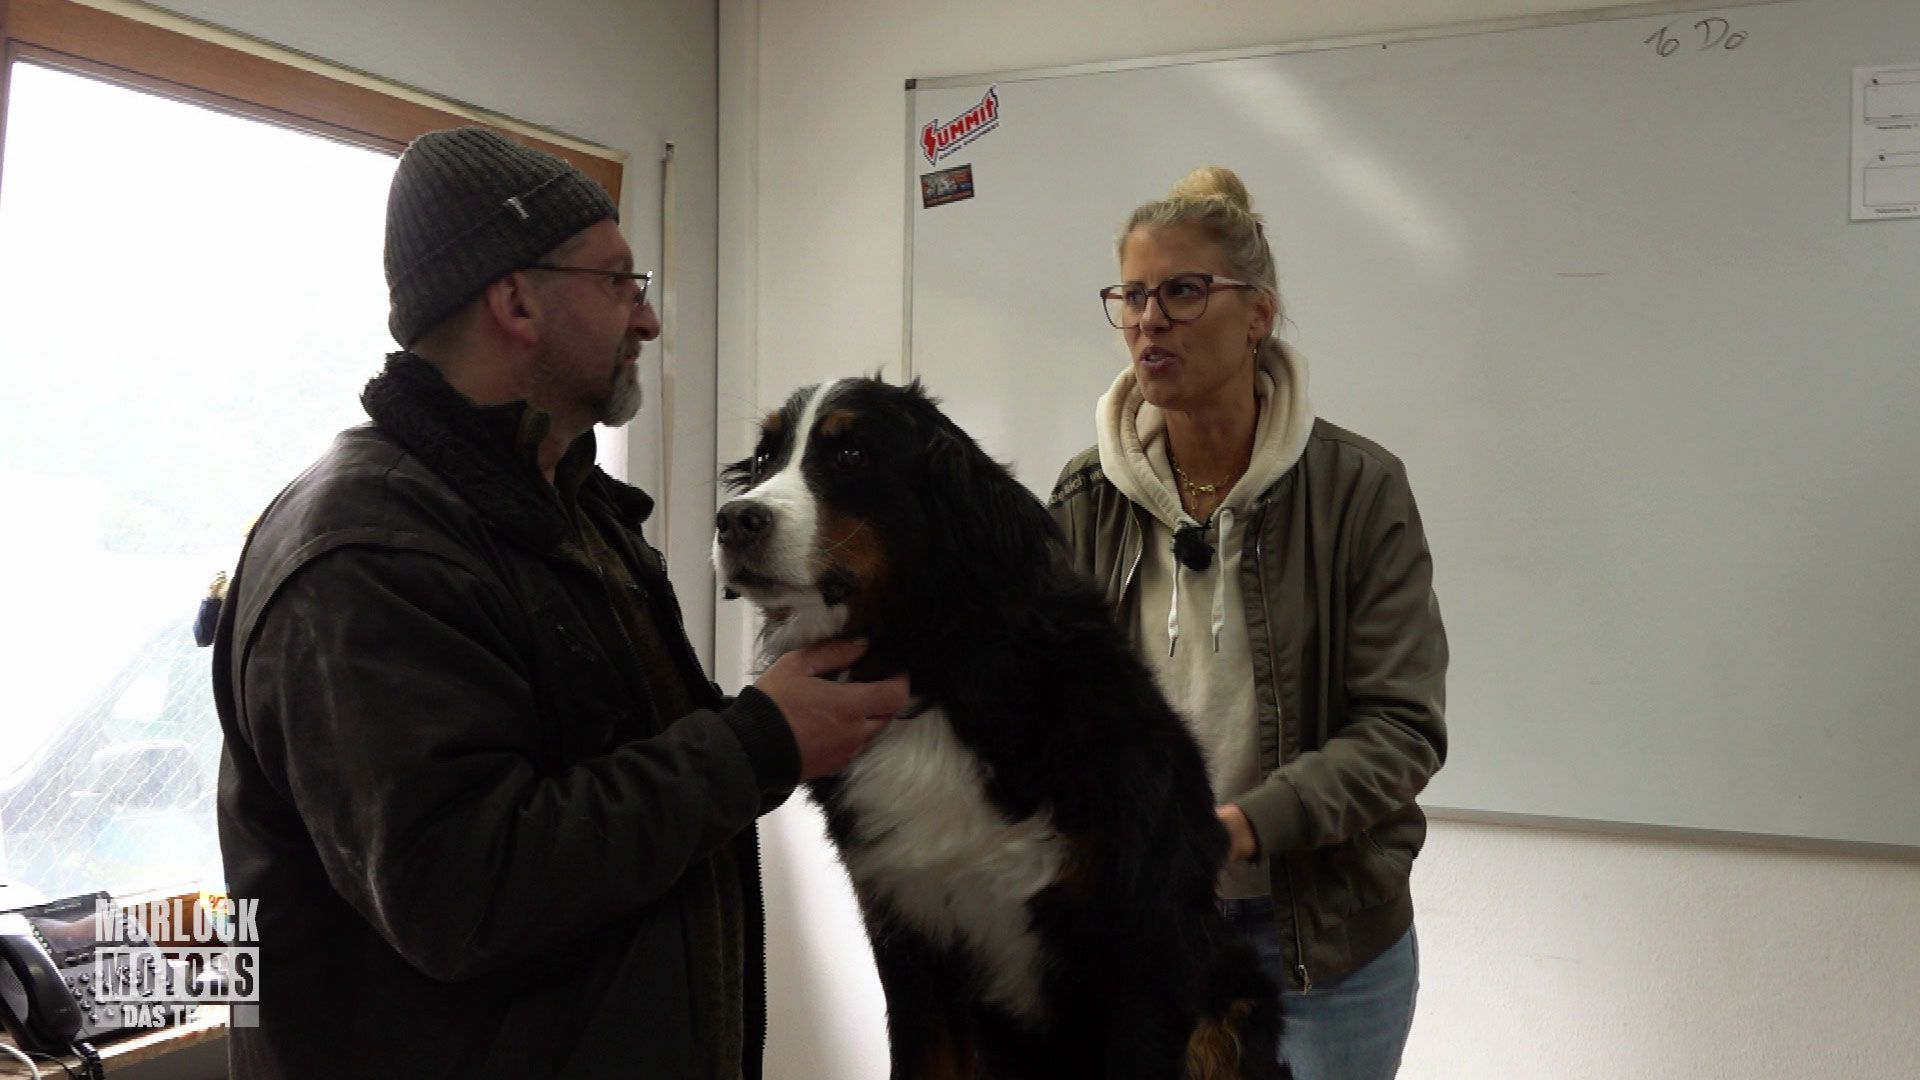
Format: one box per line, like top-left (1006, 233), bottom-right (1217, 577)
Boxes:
top-left (1220, 896), bottom-right (1419, 1080)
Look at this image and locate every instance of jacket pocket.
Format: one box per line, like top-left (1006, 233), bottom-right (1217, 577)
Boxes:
top-left (1365, 806), bottom-right (1427, 869)
top-left (1307, 839), bottom-right (1379, 919)
top-left (1360, 828), bottom-right (1411, 876)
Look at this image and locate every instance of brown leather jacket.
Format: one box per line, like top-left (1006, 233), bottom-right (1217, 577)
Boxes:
top-left (1049, 417), bottom-right (1448, 989)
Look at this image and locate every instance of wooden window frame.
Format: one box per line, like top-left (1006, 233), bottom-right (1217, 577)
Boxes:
top-left (0, 0), bottom-right (622, 198)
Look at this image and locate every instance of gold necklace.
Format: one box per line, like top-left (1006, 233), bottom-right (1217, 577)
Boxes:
top-left (1168, 452), bottom-right (1239, 496)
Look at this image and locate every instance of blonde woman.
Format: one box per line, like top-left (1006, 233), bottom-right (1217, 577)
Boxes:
top-left (1049, 167), bottom-right (1448, 1078)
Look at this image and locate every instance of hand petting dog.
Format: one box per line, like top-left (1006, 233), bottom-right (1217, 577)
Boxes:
top-left (754, 637), bottom-right (909, 780)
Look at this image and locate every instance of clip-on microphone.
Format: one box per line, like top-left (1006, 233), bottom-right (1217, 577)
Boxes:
top-left (1172, 523), bottom-right (1213, 571)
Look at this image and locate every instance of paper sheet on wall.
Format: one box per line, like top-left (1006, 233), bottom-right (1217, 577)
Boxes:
top-left (1854, 64), bottom-right (1920, 219)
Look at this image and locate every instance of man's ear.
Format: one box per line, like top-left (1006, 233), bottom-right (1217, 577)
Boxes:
top-left (479, 273), bottom-right (542, 349)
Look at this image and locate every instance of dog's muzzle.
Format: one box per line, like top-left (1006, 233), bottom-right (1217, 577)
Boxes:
top-left (715, 498), bottom-right (773, 555)
top-left (716, 497), bottom-right (779, 601)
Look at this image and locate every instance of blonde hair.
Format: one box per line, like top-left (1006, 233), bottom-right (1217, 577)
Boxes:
top-left (1118, 166), bottom-right (1284, 353)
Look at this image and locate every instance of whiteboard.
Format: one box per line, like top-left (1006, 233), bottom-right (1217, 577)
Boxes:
top-left (905, 0), bottom-right (1920, 852)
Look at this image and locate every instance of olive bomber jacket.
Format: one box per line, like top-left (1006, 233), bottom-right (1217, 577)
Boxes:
top-left (1048, 416), bottom-right (1449, 988)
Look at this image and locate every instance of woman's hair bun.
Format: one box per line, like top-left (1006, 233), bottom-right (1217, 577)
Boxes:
top-left (1169, 166), bottom-right (1253, 212)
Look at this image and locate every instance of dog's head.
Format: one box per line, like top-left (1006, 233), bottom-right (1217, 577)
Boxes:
top-left (713, 377), bottom-right (1062, 658)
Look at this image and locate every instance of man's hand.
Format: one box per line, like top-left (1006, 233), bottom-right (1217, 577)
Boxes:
top-left (1217, 803), bottom-right (1259, 865)
top-left (754, 638), bottom-right (910, 780)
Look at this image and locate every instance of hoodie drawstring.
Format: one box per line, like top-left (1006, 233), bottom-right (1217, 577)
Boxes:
top-left (1211, 509), bottom-right (1233, 652)
top-left (1166, 554), bottom-right (1182, 657)
top-left (1168, 508), bottom-right (1234, 656)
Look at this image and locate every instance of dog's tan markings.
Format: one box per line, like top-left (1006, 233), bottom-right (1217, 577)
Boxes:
top-left (818, 408), bottom-right (859, 439)
top-left (1184, 997), bottom-right (1255, 1080)
top-left (918, 1010), bottom-right (987, 1080)
top-left (1045, 843), bottom-right (1094, 899)
top-left (820, 510), bottom-right (888, 599)
top-left (761, 408), bottom-right (785, 437)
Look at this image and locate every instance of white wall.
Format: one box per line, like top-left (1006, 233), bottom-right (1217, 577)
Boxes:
top-left (136, 0), bottom-right (724, 664)
top-left (718, 2), bottom-right (1920, 1077)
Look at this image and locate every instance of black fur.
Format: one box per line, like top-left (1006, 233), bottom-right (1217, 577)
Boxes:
top-left (721, 378), bottom-right (1280, 1079)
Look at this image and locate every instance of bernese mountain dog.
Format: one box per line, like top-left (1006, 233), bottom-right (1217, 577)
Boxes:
top-left (713, 377), bottom-right (1280, 1080)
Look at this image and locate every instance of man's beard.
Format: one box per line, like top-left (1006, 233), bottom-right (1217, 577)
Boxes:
top-left (598, 342), bottom-right (644, 425)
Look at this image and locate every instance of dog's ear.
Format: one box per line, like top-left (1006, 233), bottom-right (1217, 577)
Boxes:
top-left (719, 455), bottom-right (755, 492)
top-left (921, 424), bottom-right (1062, 589)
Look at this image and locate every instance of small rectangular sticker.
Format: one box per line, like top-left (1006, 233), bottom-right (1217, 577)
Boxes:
top-left (921, 164), bottom-right (975, 208)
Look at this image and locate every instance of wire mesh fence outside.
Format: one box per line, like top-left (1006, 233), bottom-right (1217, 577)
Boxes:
top-left (0, 620), bottom-right (223, 899)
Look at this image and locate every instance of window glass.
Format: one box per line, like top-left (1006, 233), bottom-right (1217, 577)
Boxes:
top-left (0, 61), bottom-right (398, 898)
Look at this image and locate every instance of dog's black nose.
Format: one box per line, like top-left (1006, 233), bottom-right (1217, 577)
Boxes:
top-left (715, 499), bottom-right (773, 551)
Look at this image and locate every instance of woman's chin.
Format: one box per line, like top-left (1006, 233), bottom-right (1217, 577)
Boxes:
top-left (1132, 365), bottom-right (1181, 404)
top-left (1134, 374), bottom-right (1187, 412)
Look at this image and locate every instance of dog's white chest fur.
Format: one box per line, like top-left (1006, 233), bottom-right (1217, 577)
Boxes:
top-left (834, 707), bottom-right (1064, 1023)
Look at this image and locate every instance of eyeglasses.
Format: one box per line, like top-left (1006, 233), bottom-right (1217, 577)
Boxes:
top-left (1099, 272), bottom-right (1253, 329)
top-left (525, 264), bottom-right (653, 307)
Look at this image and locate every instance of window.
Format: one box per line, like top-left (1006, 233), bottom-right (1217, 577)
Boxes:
top-left (0, 0), bottom-right (622, 901)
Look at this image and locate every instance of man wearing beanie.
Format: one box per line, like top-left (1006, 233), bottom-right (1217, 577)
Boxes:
top-left (212, 127), bottom-right (906, 1079)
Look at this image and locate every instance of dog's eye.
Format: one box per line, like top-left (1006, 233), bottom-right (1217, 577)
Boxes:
top-left (834, 448), bottom-right (866, 471)
top-left (750, 451), bottom-right (772, 480)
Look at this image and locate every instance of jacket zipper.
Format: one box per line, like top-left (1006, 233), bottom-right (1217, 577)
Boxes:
top-left (1254, 513), bottom-right (1312, 993)
top-left (577, 514), bottom-right (770, 1067)
top-left (577, 512), bottom-right (721, 710)
top-left (1121, 504), bottom-right (1145, 608)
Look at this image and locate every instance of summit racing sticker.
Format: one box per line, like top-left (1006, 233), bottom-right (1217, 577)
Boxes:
top-left (921, 86), bottom-right (1000, 166)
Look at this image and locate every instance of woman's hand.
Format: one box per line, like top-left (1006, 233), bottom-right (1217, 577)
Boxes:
top-left (1216, 803), bottom-right (1259, 865)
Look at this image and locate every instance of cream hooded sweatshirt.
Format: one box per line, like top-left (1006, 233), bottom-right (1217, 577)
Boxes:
top-left (1094, 341), bottom-right (1314, 897)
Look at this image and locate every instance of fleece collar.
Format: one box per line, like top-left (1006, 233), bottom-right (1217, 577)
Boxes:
top-left (359, 352), bottom-right (655, 554)
top-left (1095, 340), bottom-right (1316, 530)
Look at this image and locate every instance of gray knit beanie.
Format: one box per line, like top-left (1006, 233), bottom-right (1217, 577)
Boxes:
top-left (384, 126), bottom-right (617, 347)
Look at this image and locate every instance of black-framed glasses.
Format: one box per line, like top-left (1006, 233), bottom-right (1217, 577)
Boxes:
top-left (1099, 272), bottom-right (1253, 329)
top-left (526, 264), bottom-right (653, 307)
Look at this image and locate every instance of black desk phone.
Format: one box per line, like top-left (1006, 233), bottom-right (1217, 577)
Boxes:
top-left (0, 891), bottom-right (184, 1059)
